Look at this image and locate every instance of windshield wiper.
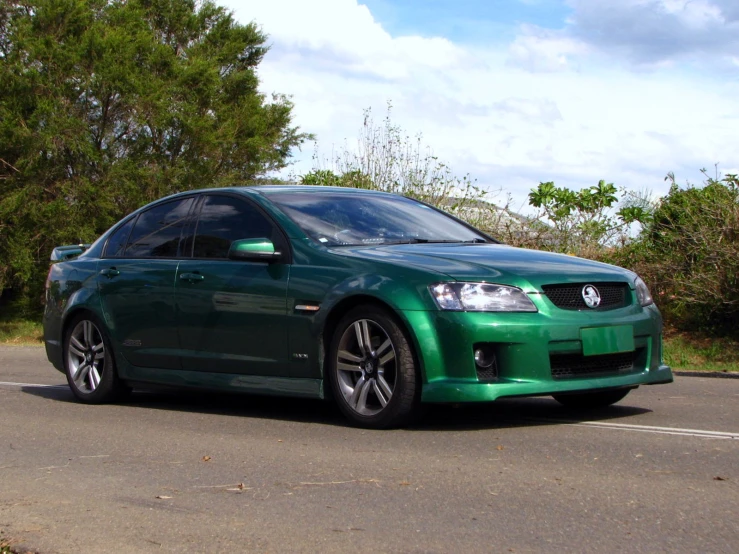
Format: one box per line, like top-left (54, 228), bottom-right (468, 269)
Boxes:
top-left (384, 238), bottom-right (488, 245)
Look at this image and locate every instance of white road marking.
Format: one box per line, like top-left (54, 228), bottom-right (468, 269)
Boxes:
top-left (529, 418), bottom-right (739, 440)
top-left (0, 381), bottom-right (67, 389)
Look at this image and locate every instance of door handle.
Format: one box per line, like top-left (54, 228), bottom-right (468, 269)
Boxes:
top-left (99, 268), bottom-right (120, 278)
top-left (179, 272), bottom-right (204, 282)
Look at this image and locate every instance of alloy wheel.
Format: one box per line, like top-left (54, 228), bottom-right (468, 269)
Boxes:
top-left (66, 319), bottom-right (107, 394)
top-left (335, 319), bottom-right (397, 416)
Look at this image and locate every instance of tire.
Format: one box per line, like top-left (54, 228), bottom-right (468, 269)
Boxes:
top-left (328, 305), bottom-right (421, 429)
top-left (63, 313), bottom-right (128, 404)
top-left (552, 388), bottom-right (632, 410)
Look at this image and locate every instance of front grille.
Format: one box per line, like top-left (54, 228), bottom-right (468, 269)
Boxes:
top-left (542, 282), bottom-right (629, 311)
top-left (550, 349), bottom-right (642, 379)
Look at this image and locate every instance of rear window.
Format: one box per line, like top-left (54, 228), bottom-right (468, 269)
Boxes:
top-left (124, 198), bottom-right (194, 258)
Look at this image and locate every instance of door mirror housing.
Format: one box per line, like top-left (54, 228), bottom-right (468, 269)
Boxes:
top-left (228, 238), bottom-right (282, 262)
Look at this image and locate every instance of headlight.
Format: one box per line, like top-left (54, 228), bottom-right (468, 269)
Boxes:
top-left (429, 283), bottom-right (538, 312)
top-left (634, 276), bottom-right (654, 307)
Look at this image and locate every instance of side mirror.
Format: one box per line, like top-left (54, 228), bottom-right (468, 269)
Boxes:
top-left (228, 238), bottom-right (282, 262)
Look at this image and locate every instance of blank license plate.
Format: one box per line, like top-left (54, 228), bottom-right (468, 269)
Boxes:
top-left (581, 325), bottom-right (635, 356)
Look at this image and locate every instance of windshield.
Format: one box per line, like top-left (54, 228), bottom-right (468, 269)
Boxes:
top-left (266, 191), bottom-right (490, 247)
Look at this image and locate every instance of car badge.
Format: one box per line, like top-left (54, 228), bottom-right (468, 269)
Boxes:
top-left (582, 285), bottom-right (601, 308)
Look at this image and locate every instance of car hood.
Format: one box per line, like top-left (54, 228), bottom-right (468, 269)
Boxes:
top-left (335, 243), bottom-right (634, 291)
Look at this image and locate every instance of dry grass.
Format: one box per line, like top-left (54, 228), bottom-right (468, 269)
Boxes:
top-left (0, 318), bottom-right (43, 346)
top-left (663, 329), bottom-right (739, 372)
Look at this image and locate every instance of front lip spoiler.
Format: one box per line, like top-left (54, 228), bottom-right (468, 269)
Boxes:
top-left (421, 365), bottom-right (673, 403)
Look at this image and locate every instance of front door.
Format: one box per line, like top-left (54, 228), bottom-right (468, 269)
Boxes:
top-left (175, 194), bottom-right (291, 376)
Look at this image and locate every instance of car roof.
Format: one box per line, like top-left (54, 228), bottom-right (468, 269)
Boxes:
top-left (249, 185), bottom-right (402, 198)
top-left (195, 185), bottom-right (398, 196)
top-left (156, 185), bottom-right (398, 203)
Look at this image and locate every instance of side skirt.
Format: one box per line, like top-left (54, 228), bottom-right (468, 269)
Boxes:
top-left (119, 362), bottom-right (324, 400)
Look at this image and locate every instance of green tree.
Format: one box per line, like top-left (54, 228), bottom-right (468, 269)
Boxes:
top-left (631, 171), bottom-right (739, 334)
top-left (526, 180), bottom-right (649, 258)
top-left (0, 0), bottom-right (309, 313)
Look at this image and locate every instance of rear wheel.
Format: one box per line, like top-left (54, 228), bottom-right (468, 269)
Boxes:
top-left (329, 306), bottom-right (420, 429)
top-left (64, 314), bottom-right (128, 403)
top-left (552, 388), bottom-right (632, 409)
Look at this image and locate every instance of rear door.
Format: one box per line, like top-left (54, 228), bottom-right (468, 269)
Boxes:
top-left (175, 194), bottom-right (291, 376)
top-left (98, 197), bottom-right (196, 369)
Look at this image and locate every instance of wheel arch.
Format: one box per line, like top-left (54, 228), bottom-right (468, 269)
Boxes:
top-left (59, 306), bottom-right (116, 369)
top-left (60, 307), bottom-right (102, 349)
top-left (319, 294), bottom-right (427, 383)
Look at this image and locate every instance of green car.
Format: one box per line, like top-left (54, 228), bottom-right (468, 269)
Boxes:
top-left (44, 186), bottom-right (673, 428)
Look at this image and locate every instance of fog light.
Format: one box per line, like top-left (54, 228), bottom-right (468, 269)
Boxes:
top-left (474, 348), bottom-right (494, 369)
top-left (473, 344), bottom-right (499, 381)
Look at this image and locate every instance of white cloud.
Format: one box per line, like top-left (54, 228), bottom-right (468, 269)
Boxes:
top-left (566, 0), bottom-right (739, 67)
top-left (507, 25), bottom-right (588, 72)
top-left (229, 0), bottom-right (469, 81)
top-left (223, 0), bottom-right (739, 209)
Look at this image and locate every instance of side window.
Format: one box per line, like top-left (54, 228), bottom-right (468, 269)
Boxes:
top-left (193, 195), bottom-right (276, 259)
top-left (125, 198), bottom-right (194, 258)
top-left (104, 218), bottom-right (134, 258)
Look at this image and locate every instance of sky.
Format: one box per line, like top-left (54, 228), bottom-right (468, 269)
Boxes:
top-left (221, 0), bottom-right (739, 210)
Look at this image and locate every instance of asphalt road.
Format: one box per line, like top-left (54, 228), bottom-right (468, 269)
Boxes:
top-left (1, 346), bottom-right (737, 553)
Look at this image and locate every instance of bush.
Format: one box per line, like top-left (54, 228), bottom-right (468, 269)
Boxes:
top-left (503, 180), bottom-right (649, 259)
top-left (625, 172), bottom-right (739, 335)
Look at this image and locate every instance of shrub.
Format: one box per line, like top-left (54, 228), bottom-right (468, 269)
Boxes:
top-left (627, 172), bottom-right (739, 335)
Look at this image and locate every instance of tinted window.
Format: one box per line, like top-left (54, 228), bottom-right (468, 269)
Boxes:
top-left (104, 218), bottom-right (134, 258)
top-left (125, 198), bottom-right (194, 258)
top-left (192, 195), bottom-right (275, 259)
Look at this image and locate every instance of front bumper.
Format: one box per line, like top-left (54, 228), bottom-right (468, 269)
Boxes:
top-left (399, 304), bottom-right (673, 403)
top-left (421, 364), bottom-right (673, 403)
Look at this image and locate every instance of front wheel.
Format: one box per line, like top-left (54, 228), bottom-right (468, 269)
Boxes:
top-left (328, 306), bottom-right (420, 429)
top-left (64, 314), bottom-right (128, 403)
top-left (552, 388), bottom-right (632, 410)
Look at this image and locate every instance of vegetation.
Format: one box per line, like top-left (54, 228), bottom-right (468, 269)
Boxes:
top-left (0, 316), bottom-right (43, 345)
top-left (0, 530), bottom-right (15, 554)
top-left (622, 172), bottom-right (739, 336)
top-left (663, 331), bottom-right (739, 373)
top-left (524, 180), bottom-right (649, 259)
top-left (0, 0), bottom-right (309, 314)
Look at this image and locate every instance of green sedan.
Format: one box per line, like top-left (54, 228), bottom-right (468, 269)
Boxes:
top-left (44, 186), bottom-right (673, 428)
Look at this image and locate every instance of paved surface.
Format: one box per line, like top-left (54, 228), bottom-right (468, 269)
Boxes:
top-left (1, 346), bottom-right (737, 553)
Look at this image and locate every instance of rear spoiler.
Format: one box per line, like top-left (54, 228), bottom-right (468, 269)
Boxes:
top-left (50, 244), bottom-right (91, 262)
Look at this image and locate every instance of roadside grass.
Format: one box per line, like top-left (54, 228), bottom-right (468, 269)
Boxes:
top-left (664, 330), bottom-right (739, 373)
top-left (0, 317), bottom-right (736, 372)
top-left (0, 317), bottom-right (43, 346)
top-left (0, 530), bottom-right (16, 554)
